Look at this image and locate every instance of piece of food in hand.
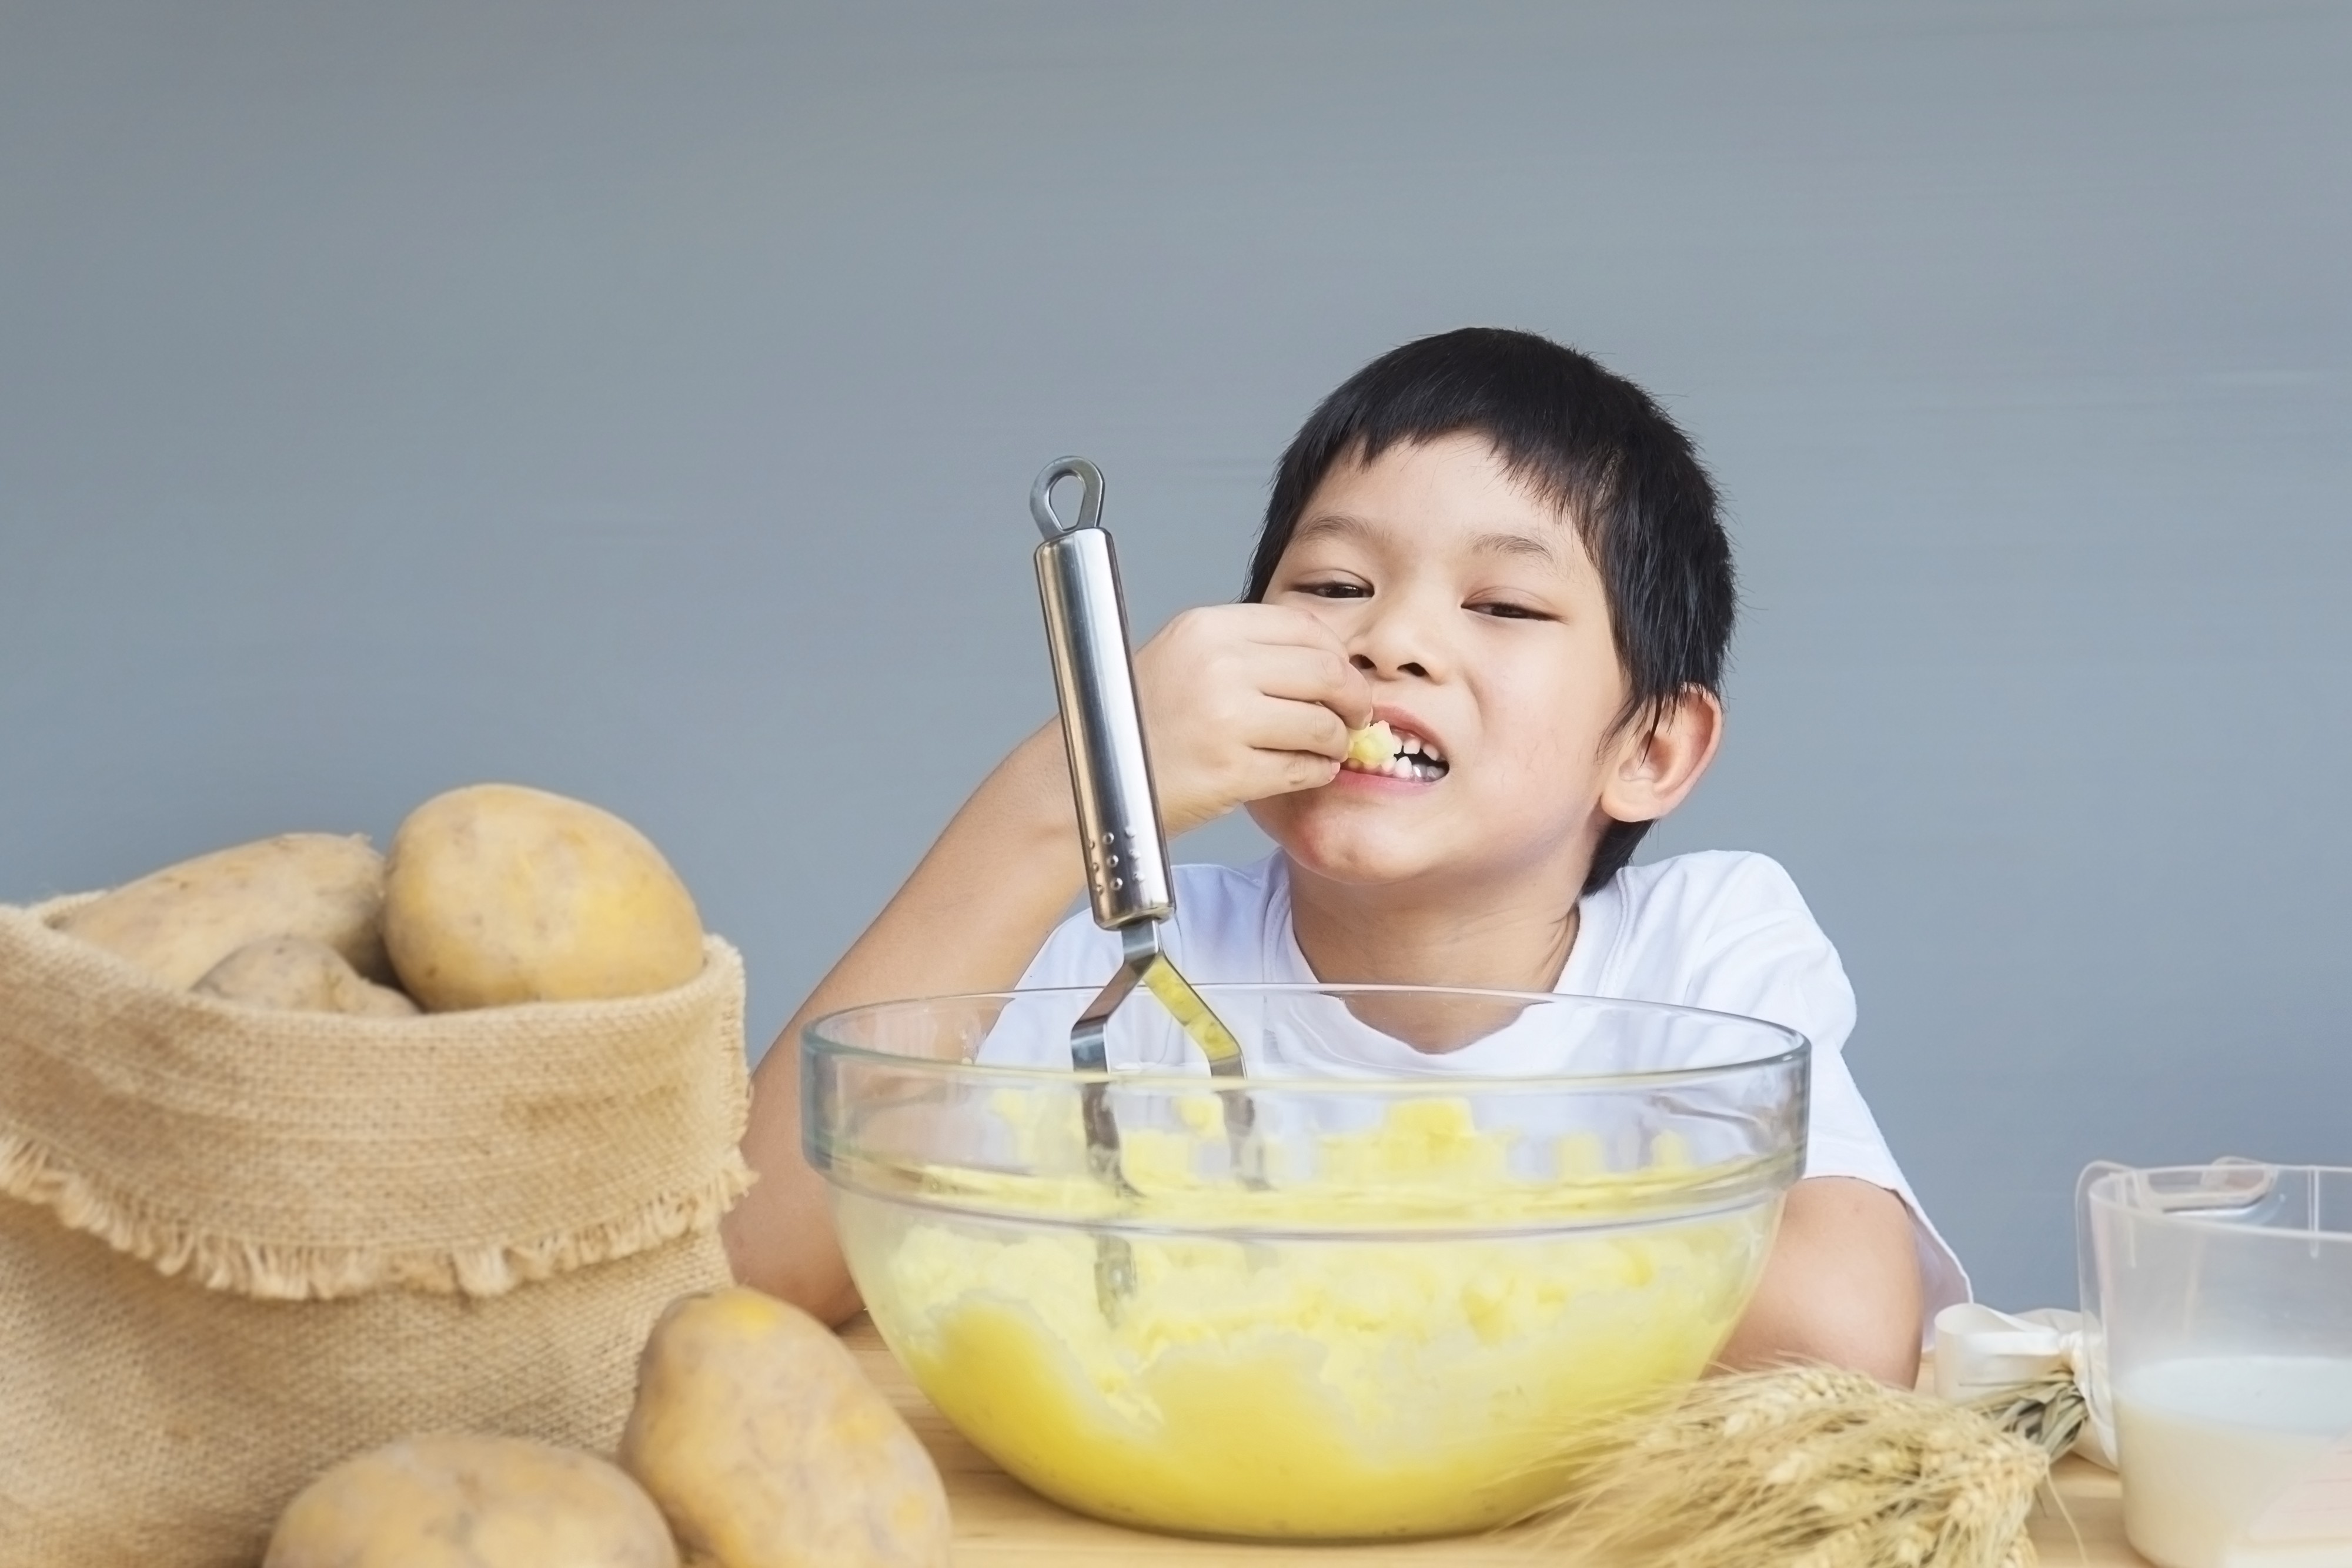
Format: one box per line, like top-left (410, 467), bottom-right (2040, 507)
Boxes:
top-left (193, 934), bottom-right (420, 1017)
top-left (263, 1433), bottom-right (678, 1568)
top-left (1344, 720), bottom-right (1396, 767)
top-left (383, 783), bottom-right (704, 1011)
top-left (620, 1286), bottom-right (951, 1568)
top-left (56, 833), bottom-right (392, 988)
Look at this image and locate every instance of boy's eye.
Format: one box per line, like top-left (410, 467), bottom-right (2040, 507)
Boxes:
top-left (1295, 580), bottom-right (1370, 599)
top-left (1470, 600), bottom-right (1553, 620)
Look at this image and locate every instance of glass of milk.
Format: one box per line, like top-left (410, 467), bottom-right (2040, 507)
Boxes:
top-left (2080, 1162), bottom-right (2352, 1568)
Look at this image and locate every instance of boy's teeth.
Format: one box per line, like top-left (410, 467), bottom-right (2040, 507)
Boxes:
top-left (1338, 721), bottom-right (1448, 779)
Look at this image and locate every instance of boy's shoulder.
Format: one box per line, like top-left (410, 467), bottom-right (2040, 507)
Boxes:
top-left (1603, 848), bottom-right (1810, 915)
top-left (1581, 850), bottom-right (1832, 990)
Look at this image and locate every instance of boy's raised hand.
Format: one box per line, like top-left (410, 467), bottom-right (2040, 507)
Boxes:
top-left (728, 600), bottom-right (1367, 1325)
top-left (1131, 603), bottom-right (1374, 838)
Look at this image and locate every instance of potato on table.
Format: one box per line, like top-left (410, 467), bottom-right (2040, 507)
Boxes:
top-left (264, 1433), bottom-right (678, 1568)
top-left (56, 833), bottom-right (390, 987)
top-left (620, 1287), bottom-right (951, 1568)
top-left (383, 783), bottom-right (704, 1011)
top-left (194, 934), bottom-right (419, 1017)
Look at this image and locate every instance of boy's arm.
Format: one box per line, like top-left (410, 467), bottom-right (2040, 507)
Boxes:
top-left (1715, 1175), bottom-right (1924, 1386)
top-left (723, 605), bottom-right (1369, 1324)
top-left (723, 724), bottom-right (1082, 1323)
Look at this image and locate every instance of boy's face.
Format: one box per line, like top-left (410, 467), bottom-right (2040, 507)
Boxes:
top-left (1248, 433), bottom-right (1649, 898)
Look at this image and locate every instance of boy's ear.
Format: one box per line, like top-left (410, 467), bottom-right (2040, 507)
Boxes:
top-left (1597, 686), bottom-right (1723, 825)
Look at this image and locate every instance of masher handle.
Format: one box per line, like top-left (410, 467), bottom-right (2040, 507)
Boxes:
top-left (1031, 457), bottom-right (1174, 932)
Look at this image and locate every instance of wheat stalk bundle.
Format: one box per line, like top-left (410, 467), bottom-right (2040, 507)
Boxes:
top-left (1518, 1366), bottom-right (2054, 1568)
top-left (1968, 1372), bottom-right (2090, 1464)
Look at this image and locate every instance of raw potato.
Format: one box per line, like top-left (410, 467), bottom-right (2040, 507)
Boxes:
top-left (620, 1287), bottom-right (951, 1568)
top-left (56, 833), bottom-right (391, 988)
top-left (264, 1433), bottom-right (679, 1568)
top-left (383, 784), bottom-right (704, 1011)
top-left (195, 935), bottom-right (420, 1017)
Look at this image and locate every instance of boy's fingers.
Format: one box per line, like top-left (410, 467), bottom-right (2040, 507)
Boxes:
top-left (1251, 644), bottom-right (1366, 713)
top-left (1265, 750), bottom-right (1343, 795)
top-left (1240, 602), bottom-right (1351, 647)
top-left (1245, 697), bottom-right (1354, 762)
top-left (1245, 632), bottom-right (1375, 730)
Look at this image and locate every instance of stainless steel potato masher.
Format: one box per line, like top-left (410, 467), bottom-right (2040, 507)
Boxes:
top-left (1029, 457), bottom-right (1262, 1308)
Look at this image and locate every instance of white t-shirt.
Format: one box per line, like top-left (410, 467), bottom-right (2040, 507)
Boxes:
top-left (1005, 848), bottom-right (1970, 1338)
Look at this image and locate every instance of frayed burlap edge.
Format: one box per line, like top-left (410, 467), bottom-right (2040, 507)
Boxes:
top-left (2, 892), bottom-right (759, 1303)
top-left (0, 1124), bottom-right (754, 1302)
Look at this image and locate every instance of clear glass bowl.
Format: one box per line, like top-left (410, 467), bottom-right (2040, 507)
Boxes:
top-left (803, 984), bottom-right (1808, 1542)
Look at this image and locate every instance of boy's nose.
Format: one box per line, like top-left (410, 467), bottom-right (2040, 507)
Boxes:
top-left (1347, 599), bottom-right (1445, 681)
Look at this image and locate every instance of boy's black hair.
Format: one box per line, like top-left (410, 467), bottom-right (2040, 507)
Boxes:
top-left (1244, 327), bottom-right (1735, 897)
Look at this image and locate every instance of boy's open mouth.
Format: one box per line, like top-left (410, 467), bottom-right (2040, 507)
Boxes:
top-left (1340, 721), bottom-right (1449, 783)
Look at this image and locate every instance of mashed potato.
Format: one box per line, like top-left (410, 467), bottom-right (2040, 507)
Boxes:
top-left (847, 1098), bottom-right (1775, 1540)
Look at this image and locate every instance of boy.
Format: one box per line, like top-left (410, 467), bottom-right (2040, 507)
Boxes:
top-left (726, 327), bottom-right (1966, 1383)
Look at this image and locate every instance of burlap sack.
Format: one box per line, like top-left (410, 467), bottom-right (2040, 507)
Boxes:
top-left (0, 894), bottom-right (756, 1568)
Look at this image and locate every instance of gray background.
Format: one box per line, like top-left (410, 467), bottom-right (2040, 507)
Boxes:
top-left (2, 1), bottom-right (2344, 1309)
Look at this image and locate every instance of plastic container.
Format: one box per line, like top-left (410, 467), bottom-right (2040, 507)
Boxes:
top-left (2080, 1161), bottom-right (2352, 1568)
top-left (803, 984), bottom-right (1807, 1541)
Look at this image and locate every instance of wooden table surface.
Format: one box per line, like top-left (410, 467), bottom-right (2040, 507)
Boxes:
top-left (842, 1318), bottom-right (2147, 1565)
